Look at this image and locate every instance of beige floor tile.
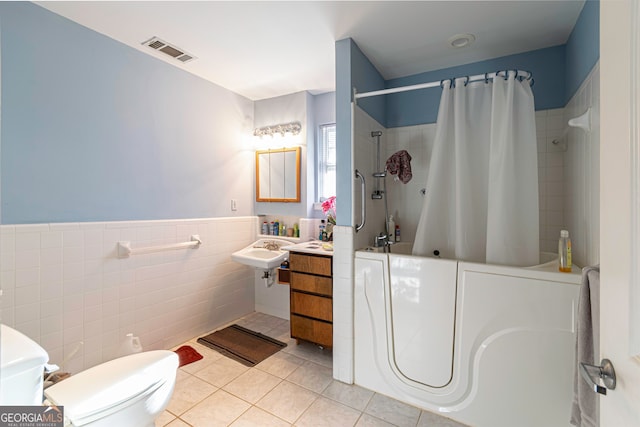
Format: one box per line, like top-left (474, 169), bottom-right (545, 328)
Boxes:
top-left (223, 368), bottom-right (282, 404)
top-left (355, 413), bottom-right (396, 427)
top-left (255, 351), bottom-right (305, 379)
top-left (229, 406), bottom-right (291, 427)
top-left (286, 360), bottom-right (333, 393)
top-left (284, 341), bottom-right (333, 368)
top-left (364, 393), bottom-right (421, 427)
top-left (166, 371), bottom-right (217, 416)
top-left (179, 340), bottom-right (224, 374)
top-left (322, 380), bottom-right (374, 411)
top-left (255, 381), bottom-right (319, 424)
top-left (242, 321), bottom-right (274, 334)
top-left (268, 322), bottom-right (290, 338)
top-left (417, 410), bottom-right (470, 427)
top-left (166, 418), bottom-right (192, 427)
top-left (155, 410), bottom-right (177, 426)
top-left (295, 396), bottom-right (361, 427)
top-left (193, 354), bottom-right (249, 388)
top-left (166, 314), bottom-right (360, 427)
top-left (180, 389), bottom-right (251, 427)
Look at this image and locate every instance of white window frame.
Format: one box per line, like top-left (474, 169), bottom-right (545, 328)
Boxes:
top-left (316, 123), bottom-right (336, 202)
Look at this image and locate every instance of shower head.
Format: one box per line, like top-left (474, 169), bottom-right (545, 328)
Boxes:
top-left (371, 131), bottom-right (383, 137)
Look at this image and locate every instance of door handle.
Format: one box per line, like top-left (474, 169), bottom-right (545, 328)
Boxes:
top-left (580, 358), bottom-right (616, 395)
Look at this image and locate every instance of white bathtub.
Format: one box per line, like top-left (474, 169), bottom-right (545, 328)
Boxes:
top-left (354, 248), bottom-right (581, 427)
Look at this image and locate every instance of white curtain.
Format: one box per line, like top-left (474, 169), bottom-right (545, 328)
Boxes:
top-left (412, 72), bottom-right (539, 266)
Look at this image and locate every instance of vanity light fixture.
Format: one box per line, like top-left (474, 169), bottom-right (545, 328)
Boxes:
top-left (254, 122), bottom-right (302, 138)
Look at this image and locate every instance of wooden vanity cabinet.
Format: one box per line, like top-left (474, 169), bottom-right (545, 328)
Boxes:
top-left (289, 251), bottom-right (333, 348)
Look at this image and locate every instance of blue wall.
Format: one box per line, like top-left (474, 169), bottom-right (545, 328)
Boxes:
top-left (335, 39), bottom-right (385, 225)
top-left (385, 46), bottom-right (566, 127)
top-left (339, 0), bottom-right (600, 228)
top-left (355, 1), bottom-right (599, 129)
top-left (565, 0), bottom-right (599, 102)
top-left (1, 3), bottom-right (254, 224)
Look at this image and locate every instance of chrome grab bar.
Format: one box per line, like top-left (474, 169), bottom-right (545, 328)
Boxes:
top-left (355, 169), bottom-right (366, 232)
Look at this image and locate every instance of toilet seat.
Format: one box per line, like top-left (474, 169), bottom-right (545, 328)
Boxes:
top-left (44, 350), bottom-right (178, 426)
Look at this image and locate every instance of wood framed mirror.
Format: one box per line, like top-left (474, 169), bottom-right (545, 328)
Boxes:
top-left (256, 147), bottom-right (301, 202)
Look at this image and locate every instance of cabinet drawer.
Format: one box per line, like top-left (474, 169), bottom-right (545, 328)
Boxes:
top-left (291, 314), bottom-right (332, 348)
top-left (290, 292), bottom-right (332, 322)
top-left (290, 272), bottom-right (332, 296)
top-left (289, 252), bottom-right (332, 276)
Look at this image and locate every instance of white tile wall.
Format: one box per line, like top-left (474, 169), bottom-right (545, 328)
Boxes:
top-left (564, 63), bottom-right (600, 267)
top-left (536, 108), bottom-right (570, 254)
top-left (0, 217), bottom-right (259, 373)
top-left (332, 225), bottom-right (354, 383)
top-left (385, 123), bottom-right (437, 243)
top-left (353, 106), bottom-right (390, 250)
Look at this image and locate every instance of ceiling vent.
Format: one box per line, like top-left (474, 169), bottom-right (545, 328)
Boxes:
top-left (141, 37), bottom-right (196, 64)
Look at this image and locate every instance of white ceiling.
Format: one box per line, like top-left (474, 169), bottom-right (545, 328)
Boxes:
top-left (36, 1), bottom-right (585, 101)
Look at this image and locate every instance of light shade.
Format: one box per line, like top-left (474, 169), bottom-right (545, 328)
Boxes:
top-left (254, 122), bottom-right (301, 137)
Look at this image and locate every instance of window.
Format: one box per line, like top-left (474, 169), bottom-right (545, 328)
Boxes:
top-left (317, 124), bottom-right (336, 201)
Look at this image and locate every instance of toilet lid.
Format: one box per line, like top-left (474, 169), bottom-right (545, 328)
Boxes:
top-left (44, 350), bottom-right (178, 425)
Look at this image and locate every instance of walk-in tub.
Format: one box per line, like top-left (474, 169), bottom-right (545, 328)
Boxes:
top-left (354, 245), bottom-right (581, 427)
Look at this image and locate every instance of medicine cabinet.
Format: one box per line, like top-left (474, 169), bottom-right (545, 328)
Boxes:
top-left (256, 147), bottom-right (301, 202)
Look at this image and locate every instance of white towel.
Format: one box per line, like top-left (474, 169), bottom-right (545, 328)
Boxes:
top-left (570, 265), bottom-right (599, 427)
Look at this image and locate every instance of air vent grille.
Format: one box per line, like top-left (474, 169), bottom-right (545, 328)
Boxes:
top-left (141, 37), bottom-right (197, 64)
top-left (148, 40), bottom-right (165, 50)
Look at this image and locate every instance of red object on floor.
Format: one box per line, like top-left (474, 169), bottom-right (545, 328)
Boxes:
top-left (174, 345), bottom-right (203, 367)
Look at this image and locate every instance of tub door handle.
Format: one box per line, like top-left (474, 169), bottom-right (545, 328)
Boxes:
top-left (355, 169), bottom-right (366, 232)
top-left (580, 358), bottom-right (616, 395)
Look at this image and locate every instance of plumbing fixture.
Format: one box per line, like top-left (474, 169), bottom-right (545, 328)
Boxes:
top-left (371, 131), bottom-right (386, 199)
top-left (262, 269), bottom-right (276, 288)
top-left (259, 241), bottom-right (281, 251)
top-left (370, 131), bottom-right (391, 239)
top-left (374, 233), bottom-right (394, 252)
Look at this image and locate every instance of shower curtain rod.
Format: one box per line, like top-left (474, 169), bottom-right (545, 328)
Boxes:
top-left (353, 69), bottom-right (533, 102)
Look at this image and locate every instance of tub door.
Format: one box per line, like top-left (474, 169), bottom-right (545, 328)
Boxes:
top-left (388, 256), bottom-right (458, 388)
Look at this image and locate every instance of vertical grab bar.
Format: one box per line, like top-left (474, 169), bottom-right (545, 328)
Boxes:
top-left (355, 169), bottom-right (366, 232)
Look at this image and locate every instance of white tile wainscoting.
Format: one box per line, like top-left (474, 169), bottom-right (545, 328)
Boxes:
top-left (0, 216), bottom-right (259, 373)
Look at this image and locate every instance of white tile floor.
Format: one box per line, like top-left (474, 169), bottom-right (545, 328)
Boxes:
top-left (157, 312), bottom-right (468, 427)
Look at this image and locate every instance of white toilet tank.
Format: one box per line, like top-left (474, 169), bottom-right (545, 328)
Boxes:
top-left (0, 324), bottom-right (49, 405)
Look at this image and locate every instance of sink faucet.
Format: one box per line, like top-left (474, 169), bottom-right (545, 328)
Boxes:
top-left (262, 241), bottom-right (281, 251)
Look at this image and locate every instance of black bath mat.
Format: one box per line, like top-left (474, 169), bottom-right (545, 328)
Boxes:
top-left (197, 324), bottom-right (287, 367)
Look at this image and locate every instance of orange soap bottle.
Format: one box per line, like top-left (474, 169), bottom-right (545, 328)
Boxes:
top-left (558, 230), bottom-right (572, 272)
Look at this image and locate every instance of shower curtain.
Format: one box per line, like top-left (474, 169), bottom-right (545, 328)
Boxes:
top-left (413, 72), bottom-right (539, 266)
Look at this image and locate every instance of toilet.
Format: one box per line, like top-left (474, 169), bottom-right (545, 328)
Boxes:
top-left (1, 324), bottom-right (178, 427)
